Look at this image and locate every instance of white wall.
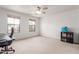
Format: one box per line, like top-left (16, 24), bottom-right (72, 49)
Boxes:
top-left (0, 8), bottom-right (40, 40)
top-left (40, 9), bottom-right (79, 43)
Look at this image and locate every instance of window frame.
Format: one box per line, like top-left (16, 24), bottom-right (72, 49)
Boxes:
top-left (29, 19), bottom-right (36, 32)
top-left (7, 15), bottom-right (20, 33)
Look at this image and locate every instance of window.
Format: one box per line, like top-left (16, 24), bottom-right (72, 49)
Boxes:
top-left (7, 16), bottom-right (20, 33)
top-left (29, 19), bottom-right (36, 32)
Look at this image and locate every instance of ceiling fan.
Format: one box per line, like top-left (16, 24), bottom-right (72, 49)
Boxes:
top-left (36, 5), bottom-right (48, 14)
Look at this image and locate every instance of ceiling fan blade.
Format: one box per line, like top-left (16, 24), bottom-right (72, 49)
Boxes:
top-left (43, 7), bottom-right (48, 10)
top-left (37, 6), bottom-right (41, 10)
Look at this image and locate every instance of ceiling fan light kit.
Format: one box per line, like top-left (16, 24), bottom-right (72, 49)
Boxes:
top-left (36, 10), bottom-right (42, 14)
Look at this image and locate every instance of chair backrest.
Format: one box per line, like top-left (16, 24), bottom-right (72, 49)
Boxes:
top-left (9, 27), bottom-right (14, 38)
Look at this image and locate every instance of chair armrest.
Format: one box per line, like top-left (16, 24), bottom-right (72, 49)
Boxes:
top-left (13, 39), bottom-right (15, 40)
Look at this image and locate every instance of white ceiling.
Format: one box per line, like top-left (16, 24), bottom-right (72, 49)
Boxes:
top-left (0, 5), bottom-right (79, 17)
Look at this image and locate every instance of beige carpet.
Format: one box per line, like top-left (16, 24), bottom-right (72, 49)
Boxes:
top-left (11, 36), bottom-right (79, 54)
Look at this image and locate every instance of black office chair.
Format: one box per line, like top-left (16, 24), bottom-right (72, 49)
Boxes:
top-left (0, 27), bottom-right (15, 54)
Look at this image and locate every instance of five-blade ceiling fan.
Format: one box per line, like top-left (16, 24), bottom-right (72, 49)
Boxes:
top-left (36, 5), bottom-right (48, 14)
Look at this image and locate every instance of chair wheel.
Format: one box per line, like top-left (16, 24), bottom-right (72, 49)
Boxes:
top-left (1, 49), bottom-right (4, 51)
top-left (0, 51), bottom-right (3, 54)
top-left (13, 49), bottom-right (15, 52)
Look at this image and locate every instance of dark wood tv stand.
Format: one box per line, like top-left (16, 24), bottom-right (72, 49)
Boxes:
top-left (61, 32), bottom-right (74, 43)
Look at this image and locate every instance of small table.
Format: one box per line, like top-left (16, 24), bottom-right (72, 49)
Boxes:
top-left (61, 32), bottom-right (74, 43)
